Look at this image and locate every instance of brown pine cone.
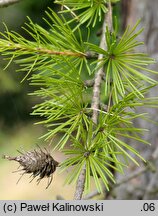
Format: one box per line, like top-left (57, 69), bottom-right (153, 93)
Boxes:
top-left (2, 147), bottom-right (59, 189)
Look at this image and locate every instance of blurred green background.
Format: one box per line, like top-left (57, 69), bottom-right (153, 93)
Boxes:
top-left (0, 0), bottom-right (77, 200)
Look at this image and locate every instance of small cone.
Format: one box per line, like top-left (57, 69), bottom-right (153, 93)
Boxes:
top-left (2, 147), bottom-right (59, 189)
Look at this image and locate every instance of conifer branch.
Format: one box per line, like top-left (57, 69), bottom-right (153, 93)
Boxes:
top-left (1, 42), bottom-right (86, 58)
top-left (0, 40), bottom-right (99, 59)
top-left (106, 0), bottom-right (113, 32)
top-left (36, 48), bottom-right (86, 57)
top-left (1, 0), bottom-right (157, 200)
top-left (74, 2), bottom-right (113, 200)
top-left (91, 12), bottom-right (107, 124)
top-left (91, 0), bottom-right (113, 124)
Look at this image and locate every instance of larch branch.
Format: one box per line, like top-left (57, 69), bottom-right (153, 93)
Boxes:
top-left (73, 3), bottom-right (112, 200)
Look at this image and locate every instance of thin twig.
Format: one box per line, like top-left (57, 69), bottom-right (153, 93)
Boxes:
top-left (74, 3), bottom-right (112, 200)
top-left (3, 43), bottom-right (86, 58)
top-left (106, 0), bottom-right (113, 32)
top-left (91, 0), bottom-right (113, 123)
top-left (91, 13), bottom-right (107, 124)
top-left (2, 42), bottom-right (99, 59)
top-left (73, 164), bottom-right (86, 200)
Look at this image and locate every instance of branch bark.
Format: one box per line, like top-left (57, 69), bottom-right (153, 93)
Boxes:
top-left (74, 1), bottom-right (113, 200)
top-left (91, 0), bottom-right (112, 123)
top-left (73, 164), bottom-right (86, 200)
top-left (91, 13), bottom-right (107, 124)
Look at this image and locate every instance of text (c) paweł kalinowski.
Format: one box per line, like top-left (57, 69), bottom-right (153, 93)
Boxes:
top-left (20, 202), bottom-right (104, 212)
